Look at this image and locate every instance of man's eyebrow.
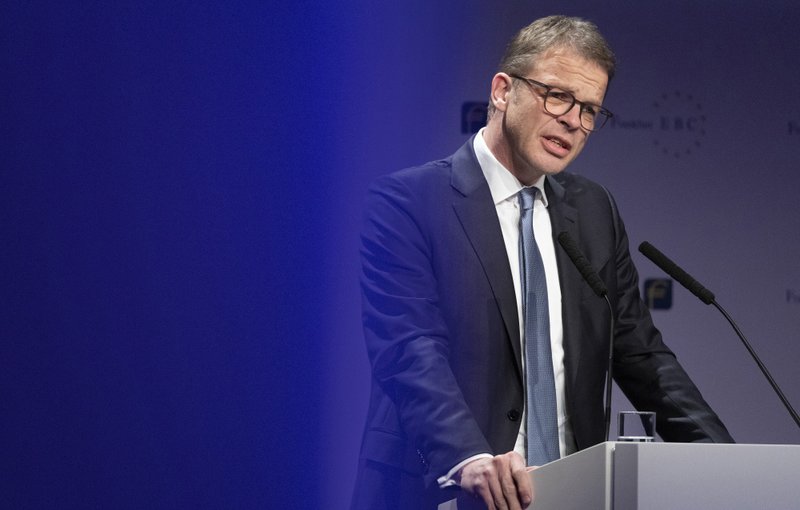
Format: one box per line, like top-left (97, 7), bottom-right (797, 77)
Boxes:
top-left (546, 81), bottom-right (604, 106)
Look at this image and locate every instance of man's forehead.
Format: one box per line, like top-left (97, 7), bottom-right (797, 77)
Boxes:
top-left (526, 46), bottom-right (603, 74)
top-left (525, 48), bottom-right (609, 97)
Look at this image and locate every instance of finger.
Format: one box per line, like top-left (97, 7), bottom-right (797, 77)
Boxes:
top-left (474, 483), bottom-right (496, 510)
top-left (489, 455), bottom-right (515, 510)
top-left (504, 453), bottom-right (533, 507)
top-left (497, 460), bottom-right (522, 510)
top-left (486, 472), bottom-right (509, 510)
top-left (512, 466), bottom-right (533, 508)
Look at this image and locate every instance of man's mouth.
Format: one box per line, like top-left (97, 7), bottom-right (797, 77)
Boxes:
top-left (544, 136), bottom-right (571, 152)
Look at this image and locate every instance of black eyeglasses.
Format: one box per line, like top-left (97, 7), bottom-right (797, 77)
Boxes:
top-left (510, 74), bottom-right (613, 131)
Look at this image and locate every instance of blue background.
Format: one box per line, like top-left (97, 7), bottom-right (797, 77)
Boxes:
top-left (3, 2), bottom-right (325, 507)
top-left (3, 1), bottom-right (799, 508)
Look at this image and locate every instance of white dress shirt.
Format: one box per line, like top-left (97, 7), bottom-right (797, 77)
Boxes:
top-left (473, 129), bottom-right (574, 461)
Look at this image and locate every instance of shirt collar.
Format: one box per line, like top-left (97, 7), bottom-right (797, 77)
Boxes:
top-left (473, 128), bottom-right (549, 207)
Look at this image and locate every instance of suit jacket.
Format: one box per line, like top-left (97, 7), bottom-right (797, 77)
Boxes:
top-left (351, 136), bottom-right (733, 510)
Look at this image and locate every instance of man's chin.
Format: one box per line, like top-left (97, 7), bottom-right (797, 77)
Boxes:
top-left (535, 154), bottom-right (573, 176)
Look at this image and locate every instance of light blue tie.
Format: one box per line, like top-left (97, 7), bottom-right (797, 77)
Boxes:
top-left (519, 187), bottom-right (559, 466)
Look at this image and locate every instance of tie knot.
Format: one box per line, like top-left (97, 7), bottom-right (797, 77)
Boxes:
top-left (519, 187), bottom-right (538, 211)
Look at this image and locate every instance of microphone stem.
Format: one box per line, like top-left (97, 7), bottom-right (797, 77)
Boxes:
top-left (603, 294), bottom-right (614, 441)
top-left (711, 300), bottom-right (800, 429)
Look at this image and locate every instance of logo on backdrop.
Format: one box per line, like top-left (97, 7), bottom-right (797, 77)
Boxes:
top-left (787, 289), bottom-right (800, 303)
top-left (644, 278), bottom-right (672, 310)
top-left (608, 91), bottom-right (706, 159)
top-left (462, 102), bottom-right (488, 134)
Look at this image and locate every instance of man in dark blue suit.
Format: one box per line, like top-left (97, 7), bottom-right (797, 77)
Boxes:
top-left (352, 15), bottom-right (732, 510)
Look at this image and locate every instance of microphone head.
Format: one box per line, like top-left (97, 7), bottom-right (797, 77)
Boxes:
top-left (638, 242), bottom-right (716, 305)
top-left (558, 232), bottom-right (608, 298)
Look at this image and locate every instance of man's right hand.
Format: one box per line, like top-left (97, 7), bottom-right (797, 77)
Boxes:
top-left (458, 452), bottom-right (533, 510)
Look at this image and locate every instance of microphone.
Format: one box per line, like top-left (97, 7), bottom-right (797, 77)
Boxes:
top-left (557, 232), bottom-right (615, 441)
top-left (557, 232), bottom-right (608, 298)
top-left (638, 241), bottom-right (800, 430)
top-left (638, 242), bottom-right (714, 304)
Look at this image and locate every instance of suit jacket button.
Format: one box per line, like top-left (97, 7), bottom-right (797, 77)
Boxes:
top-left (507, 409), bottom-right (521, 421)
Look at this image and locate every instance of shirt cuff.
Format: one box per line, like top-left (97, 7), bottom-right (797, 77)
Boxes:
top-left (437, 453), bottom-right (494, 488)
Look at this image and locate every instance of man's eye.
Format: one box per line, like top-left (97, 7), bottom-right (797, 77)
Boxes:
top-left (582, 105), bottom-right (599, 117)
top-left (548, 91), bottom-right (572, 103)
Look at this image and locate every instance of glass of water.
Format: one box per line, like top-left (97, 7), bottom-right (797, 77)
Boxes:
top-left (617, 411), bottom-right (656, 442)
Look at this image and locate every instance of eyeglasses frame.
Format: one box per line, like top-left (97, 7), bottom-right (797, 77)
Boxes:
top-left (509, 74), bottom-right (613, 131)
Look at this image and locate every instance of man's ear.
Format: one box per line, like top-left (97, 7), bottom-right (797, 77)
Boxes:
top-left (490, 73), bottom-right (513, 113)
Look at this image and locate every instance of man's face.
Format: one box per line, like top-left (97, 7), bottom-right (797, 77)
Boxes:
top-left (493, 48), bottom-right (609, 183)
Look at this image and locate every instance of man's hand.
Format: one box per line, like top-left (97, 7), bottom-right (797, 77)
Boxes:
top-left (458, 452), bottom-right (533, 510)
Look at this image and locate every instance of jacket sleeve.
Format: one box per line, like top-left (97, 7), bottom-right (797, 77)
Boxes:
top-left (359, 174), bottom-right (492, 484)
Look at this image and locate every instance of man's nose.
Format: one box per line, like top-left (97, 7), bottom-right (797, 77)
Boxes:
top-left (557, 103), bottom-right (583, 130)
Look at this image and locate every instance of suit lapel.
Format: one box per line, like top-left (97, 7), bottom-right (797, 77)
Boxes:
top-left (450, 139), bottom-right (523, 383)
top-left (545, 176), bottom-right (584, 392)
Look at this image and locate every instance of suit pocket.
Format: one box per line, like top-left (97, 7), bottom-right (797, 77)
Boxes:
top-left (361, 428), bottom-right (426, 476)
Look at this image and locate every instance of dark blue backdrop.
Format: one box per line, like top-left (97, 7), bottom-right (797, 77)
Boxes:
top-left (2, 2), bottom-right (334, 507)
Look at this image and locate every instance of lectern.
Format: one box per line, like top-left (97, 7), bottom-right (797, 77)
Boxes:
top-left (439, 442), bottom-right (800, 509)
